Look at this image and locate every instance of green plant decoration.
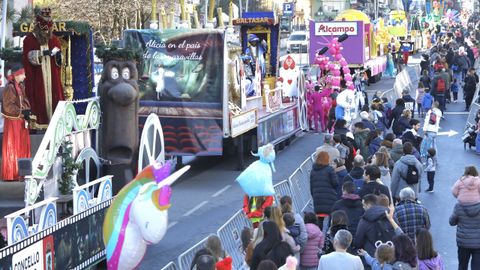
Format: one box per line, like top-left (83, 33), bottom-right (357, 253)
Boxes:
top-left (59, 141), bottom-right (82, 195)
top-left (95, 45), bottom-right (143, 63)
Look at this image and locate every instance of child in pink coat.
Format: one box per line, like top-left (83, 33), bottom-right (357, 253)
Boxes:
top-left (300, 212), bottom-right (324, 270)
top-left (452, 166), bottom-right (480, 204)
top-left (309, 86), bottom-right (332, 132)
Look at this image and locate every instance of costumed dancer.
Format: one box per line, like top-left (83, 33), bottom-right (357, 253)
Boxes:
top-left (1, 64), bottom-right (31, 181)
top-left (384, 48), bottom-right (396, 77)
top-left (236, 144), bottom-right (275, 228)
top-left (310, 85), bottom-right (333, 133)
top-left (245, 34), bottom-right (267, 78)
top-left (22, 7), bottom-right (64, 125)
top-left (321, 86), bottom-right (333, 133)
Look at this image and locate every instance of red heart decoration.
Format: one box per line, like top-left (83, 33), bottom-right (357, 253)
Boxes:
top-left (287, 79), bottom-right (293, 85)
top-left (278, 77), bottom-right (284, 82)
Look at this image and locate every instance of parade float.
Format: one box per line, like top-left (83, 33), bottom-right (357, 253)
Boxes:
top-left (121, 8), bottom-right (306, 168)
top-left (309, 9), bottom-right (387, 82)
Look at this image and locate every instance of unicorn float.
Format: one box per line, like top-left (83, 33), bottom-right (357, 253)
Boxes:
top-left (103, 161), bottom-right (190, 270)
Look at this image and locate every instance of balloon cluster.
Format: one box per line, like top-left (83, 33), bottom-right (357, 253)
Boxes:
top-left (313, 37), bottom-right (354, 91)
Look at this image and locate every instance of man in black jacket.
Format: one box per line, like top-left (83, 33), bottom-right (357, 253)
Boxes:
top-left (358, 165), bottom-right (392, 201)
top-left (464, 68), bottom-right (479, 111)
top-left (343, 155), bottom-right (365, 193)
top-left (401, 119), bottom-right (422, 151)
top-left (332, 181), bottom-right (365, 239)
top-left (354, 194), bottom-right (395, 257)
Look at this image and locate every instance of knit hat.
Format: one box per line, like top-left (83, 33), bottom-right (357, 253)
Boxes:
top-left (215, 257), bottom-right (232, 270)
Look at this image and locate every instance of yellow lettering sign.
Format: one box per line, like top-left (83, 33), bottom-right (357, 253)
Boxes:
top-left (17, 22), bottom-right (69, 33)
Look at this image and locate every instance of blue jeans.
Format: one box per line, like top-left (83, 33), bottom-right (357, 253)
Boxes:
top-left (476, 133), bottom-right (480, 154)
top-left (435, 95), bottom-right (445, 113)
top-left (426, 131), bottom-right (437, 153)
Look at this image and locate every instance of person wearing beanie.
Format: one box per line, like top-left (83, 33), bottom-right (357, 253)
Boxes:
top-left (1, 63), bottom-right (32, 181)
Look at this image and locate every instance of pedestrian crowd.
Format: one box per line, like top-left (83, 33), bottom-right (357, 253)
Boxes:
top-left (187, 17), bottom-right (480, 270)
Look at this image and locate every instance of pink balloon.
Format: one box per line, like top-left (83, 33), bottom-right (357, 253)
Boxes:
top-left (333, 70), bottom-right (341, 76)
top-left (348, 84), bottom-right (355, 90)
top-left (329, 63), bottom-right (336, 70)
top-left (332, 80), bottom-right (341, 87)
top-left (335, 54), bottom-right (343, 61)
top-left (340, 58), bottom-right (348, 66)
top-left (344, 74), bottom-right (352, 81)
top-left (329, 48), bottom-right (336, 55)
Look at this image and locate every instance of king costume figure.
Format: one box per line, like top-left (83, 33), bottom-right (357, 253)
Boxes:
top-left (22, 7), bottom-right (64, 125)
top-left (245, 34), bottom-right (267, 78)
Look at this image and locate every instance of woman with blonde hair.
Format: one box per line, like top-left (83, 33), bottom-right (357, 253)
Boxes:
top-left (371, 150), bottom-right (392, 188)
top-left (310, 151), bottom-right (338, 231)
top-left (270, 206), bottom-right (300, 256)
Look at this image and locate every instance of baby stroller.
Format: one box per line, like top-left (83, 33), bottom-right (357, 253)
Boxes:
top-left (463, 122), bottom-right (477, 149)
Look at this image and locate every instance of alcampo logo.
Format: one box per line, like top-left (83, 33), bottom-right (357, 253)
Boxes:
top-left (315, 22), bottom-right (358, 36)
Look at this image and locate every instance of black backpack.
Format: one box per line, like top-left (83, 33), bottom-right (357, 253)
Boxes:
top-left (405, 164), bottom-right (420, 185)
top-left (374, 218), bottom-right (396, 243)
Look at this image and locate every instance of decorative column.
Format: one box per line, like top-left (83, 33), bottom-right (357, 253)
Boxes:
top-left (150, 0), bottom-right (159, 29)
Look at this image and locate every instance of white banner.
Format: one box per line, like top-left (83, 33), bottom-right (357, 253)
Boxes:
top-left (12, 240), bottom-right (44, 270)
top-left (231, 109), bottom-right (258, 138)
top-left (314, 22), bottom-right (358, 36)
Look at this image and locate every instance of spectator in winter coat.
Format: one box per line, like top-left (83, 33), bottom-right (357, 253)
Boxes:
top-left (359, 165), bottom-right (392, 201)
top-left (392, 109), bottom-right (412, 137)
top-left (366, 130), bottom-right (383, 158)
top-left (381, 133), bottom-right (396, 150)
top-left (420, 70), bottom-right (431, 92)
top-left (332, 181), bottom-right (365, 239)
top-left (371, 150), bottom-right (393, 187)
top-left (388, 99), bottom-right (406, 129)
top-left (402, 90), bottom-right (416, 118)
top-left (333, 119), bottom-right (350, 139)
top-left (390, 143), bottom-right (424, 200)
top-left (344, 155), bottom-right (366, 193)
top-left (449, 201), bottom-right (480, 270)
top-left (360, 111), bottom-right (376, 131)
top-left (300, 212), bottom-right (324, 270)
top-left (451, 165), bottom-right (480, 205)
top-left (318, 230), bottom-right (364, 270)
top-left (354, 122), bottom-right (370, 161)
top-left (401, 119), bottom-right (423, 152)
top-left (394, 187), bottom-right (431, 243)
top-left (334, 158), bottom-right (349, 199)
top-left (389, 139), bottom-right (404, 162)
top-left (371, 102), bottom-right (388, 135)
top-left (416, 229), bottom-right (445, 270)
top-left (323, 210), bottom-right (350, 255)
top-left (310, 151), bottom-right (338, 230)
top-left (464, 68), bottom-right (479, 111)
top-left (354, 194), bottom-right (396, 257)
top-left (316, 134), bottom-right (340, 166)
top-left (279, 196), bottom-right (308, 251)
top-left (421, 89), bottom-right (434, 114)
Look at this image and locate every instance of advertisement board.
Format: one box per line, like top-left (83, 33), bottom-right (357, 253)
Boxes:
top-left (0, 200), bottom-right (110, 270)
top-left (309, 21), bottom-right (365, 65)
top-left (123, 29), bottom-right (225, 156)
top-left (257, 106), bottom-right (299, 145)
top-left (231, 109), bottom-right (258, 138)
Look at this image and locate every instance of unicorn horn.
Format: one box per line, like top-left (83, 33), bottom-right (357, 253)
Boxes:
top-left (157, 165), bottom-right (191, 188)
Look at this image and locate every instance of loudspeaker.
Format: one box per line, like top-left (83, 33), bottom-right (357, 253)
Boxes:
top-left (18, 158), bottom-right (32, 176)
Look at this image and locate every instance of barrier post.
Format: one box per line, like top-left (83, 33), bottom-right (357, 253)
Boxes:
top-left (217, 210), bottom-right (252, 269)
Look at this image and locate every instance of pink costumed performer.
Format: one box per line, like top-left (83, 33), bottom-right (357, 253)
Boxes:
top-left (310, 86), bottom-right (333, 132)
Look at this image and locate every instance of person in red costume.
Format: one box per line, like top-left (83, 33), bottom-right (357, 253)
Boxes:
top-left (1, 64), bottom-right (31, 181)
top-left (243, 195), bottom-right (274, 228)
top-left (22, 7), bottom-right (64, 125)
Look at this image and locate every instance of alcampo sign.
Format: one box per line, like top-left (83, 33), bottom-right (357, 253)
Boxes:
top-left (314, 22), bottom-right (358, 36)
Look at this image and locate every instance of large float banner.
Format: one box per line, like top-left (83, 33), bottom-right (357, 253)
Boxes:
top-left (309, 21), bottom-right (365, 65)
top-left (0, 201), bottom-right (109, 270)
top-left (123, 29), bottom-right (224, 156)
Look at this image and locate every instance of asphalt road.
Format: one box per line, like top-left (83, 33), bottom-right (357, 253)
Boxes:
top-left (141, 56), bottom-right (479, 269)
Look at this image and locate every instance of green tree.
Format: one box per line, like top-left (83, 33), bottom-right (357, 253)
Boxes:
top-left (0, 0), bottom-right (16, 23)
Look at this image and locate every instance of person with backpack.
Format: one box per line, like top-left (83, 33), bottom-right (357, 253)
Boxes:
top-left (354, 194), bottom-right (397, 259)
top-left (423, 101), bottom-right (442, 154)
top-left (390, 142), bottom-right (424, 202)
top-left (394, 187), bottom-right (431, 243)
top-left (430, 68), bottom-right (449, 113)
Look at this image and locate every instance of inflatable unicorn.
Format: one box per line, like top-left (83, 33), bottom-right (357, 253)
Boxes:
top-left (103, 161), bottom-right (190, 270)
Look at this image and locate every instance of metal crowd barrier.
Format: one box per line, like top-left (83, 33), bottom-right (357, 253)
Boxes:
top-left (217, 209), bottom-right (253, 270)
top-left (177, 234), bottom-right (213, 270)
top-left (170, 152), bottom-right (317, 270)
top-left (161, 261), bottom-right (179, 270)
